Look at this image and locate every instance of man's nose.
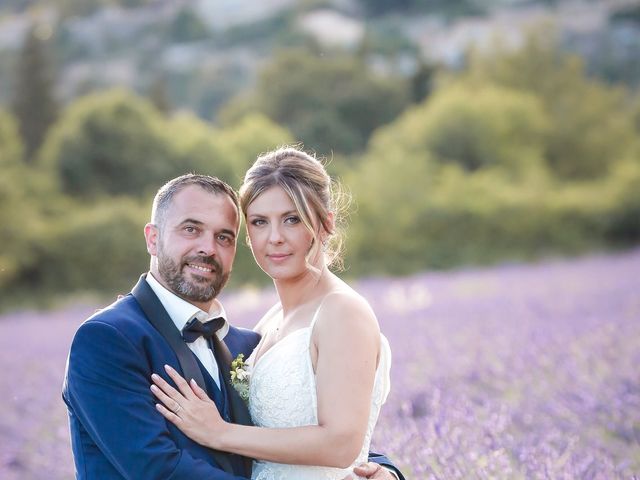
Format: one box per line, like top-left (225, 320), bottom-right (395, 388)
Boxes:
top-left (196, 232), bottom-right (217, 256)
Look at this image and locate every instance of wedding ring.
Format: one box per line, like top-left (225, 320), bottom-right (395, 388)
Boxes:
top-left (173, 403), bottom-right (182, 414)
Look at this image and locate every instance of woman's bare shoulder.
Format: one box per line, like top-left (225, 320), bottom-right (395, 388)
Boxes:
top-left (316, 285), bottom-right (379, 334)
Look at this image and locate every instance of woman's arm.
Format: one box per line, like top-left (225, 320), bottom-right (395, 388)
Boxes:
top-left (152, 293), bottom-right (381, 468)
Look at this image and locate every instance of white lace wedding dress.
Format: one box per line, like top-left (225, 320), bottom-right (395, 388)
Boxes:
top-left (248, 311), bottom-right (391, 480)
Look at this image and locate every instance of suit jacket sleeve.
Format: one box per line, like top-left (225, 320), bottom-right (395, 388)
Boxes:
top-left (65, 319), bottom-right (246, 480)
top-left (368, 452), bottom-right (406, 480)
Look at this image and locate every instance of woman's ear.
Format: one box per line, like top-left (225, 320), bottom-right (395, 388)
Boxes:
top-left (323, 211), bottom-right (336, 239)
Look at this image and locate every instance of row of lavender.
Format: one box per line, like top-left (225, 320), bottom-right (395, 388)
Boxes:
top-left (1, 249), bottom-right (639, 479)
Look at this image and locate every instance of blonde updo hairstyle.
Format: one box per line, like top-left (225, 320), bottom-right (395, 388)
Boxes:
top-left (239, 146), bottom-right (349, 270)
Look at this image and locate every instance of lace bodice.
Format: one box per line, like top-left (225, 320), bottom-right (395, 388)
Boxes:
top-left (248, 312), bottom-right (391, 480)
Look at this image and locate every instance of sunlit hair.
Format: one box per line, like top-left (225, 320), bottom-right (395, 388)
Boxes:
top-left (151, 174), bottom-right (239, 231)
top-left (239, 146), bottom-right (350, 270)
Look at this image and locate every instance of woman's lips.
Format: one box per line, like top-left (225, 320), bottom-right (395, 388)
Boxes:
top-left (267, 253), bottom-right (291, 262)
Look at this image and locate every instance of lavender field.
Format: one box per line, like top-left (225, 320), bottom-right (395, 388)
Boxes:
top-left (1, 249), bottom-right (639, 479)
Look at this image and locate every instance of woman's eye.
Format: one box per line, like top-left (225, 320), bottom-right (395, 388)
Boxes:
top-left (251, 219), bottom-right (266, 226)
top-left (285, 216), bottom-right (300, 224)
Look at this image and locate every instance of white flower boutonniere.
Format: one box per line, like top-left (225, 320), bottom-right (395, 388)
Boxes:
top-left (230, 353), bottom-right (250, 405)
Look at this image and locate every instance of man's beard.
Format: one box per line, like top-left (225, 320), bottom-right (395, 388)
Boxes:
top-left (157, 249), bottom-right (229, 304)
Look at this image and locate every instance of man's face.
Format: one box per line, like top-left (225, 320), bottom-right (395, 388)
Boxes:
top-left (145, 185), bottom-right (239, 311)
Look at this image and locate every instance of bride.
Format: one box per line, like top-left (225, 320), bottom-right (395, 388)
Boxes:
top-left (151, 147), bottom-right (394, 479)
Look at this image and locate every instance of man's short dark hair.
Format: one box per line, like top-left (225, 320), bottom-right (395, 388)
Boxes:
top-left (151, 174), bottom-right (239, 230)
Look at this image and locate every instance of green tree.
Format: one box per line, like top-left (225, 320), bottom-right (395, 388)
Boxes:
top-left (220, 50), bottom-right (409, 156)
top-left (410, 60), bottom-right (437, 104)
top-left (163, 112), bottom-right (235, 184)
top-left (417, 84), bottom-right (550, 176)
top-left (167, 6), bottom-right (210, 43)
top-left (39, 89), bottom-right (175, 198)
top-left (28, 198), bottom-right (150, 295)
top-left (11, 24), bottom-right (58, 161)
top-left (148, 76), bottom-right (172, 115)
top-left (342, 68), bottom-right (636, 275)
top-left (0, 108), bottom-right (56, 293)
top-left (464, 28), bottom-right (638, 180)
top-left (0, 109), bottom-right (27, 287)
top-left (216, 113), bottom-right (294, 185)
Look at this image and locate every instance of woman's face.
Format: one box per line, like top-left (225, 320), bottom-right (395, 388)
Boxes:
top-left (245, 186), bottom-right (320, 281)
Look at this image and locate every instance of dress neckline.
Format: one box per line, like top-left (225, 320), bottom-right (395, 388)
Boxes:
top-left (251, 299), bottom-right (324, 370)
top-left (251, 326), bottom-right (311, 371)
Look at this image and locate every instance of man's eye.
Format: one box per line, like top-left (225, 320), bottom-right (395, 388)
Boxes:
top-left (218, 235), bottom-right (233, 245)
top-left (184, 226), bottom-right (197, 233)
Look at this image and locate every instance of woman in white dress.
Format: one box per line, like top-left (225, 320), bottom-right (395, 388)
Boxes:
top-left (151, 147), bottom-right (394, 479)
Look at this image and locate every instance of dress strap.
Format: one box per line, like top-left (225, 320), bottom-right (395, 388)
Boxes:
top-left (308, 297), bottom-right (326, 333)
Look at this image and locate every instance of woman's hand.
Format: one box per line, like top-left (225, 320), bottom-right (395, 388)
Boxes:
top-left (151, 364), bottom-right (228, 449)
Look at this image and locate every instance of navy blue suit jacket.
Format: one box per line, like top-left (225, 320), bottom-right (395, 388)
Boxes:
top-left (63, 275), bottom-right (404, 479)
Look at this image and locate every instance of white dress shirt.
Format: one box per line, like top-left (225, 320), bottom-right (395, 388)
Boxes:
top-left (146, 272), bottom-right (229, 387)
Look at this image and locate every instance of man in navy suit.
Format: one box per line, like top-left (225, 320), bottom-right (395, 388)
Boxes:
top-left (63, 174), bottom-right (404, 480)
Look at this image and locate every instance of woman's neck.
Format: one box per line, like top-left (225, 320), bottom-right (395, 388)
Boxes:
top-left (273, 265), bottom-right (329, 315)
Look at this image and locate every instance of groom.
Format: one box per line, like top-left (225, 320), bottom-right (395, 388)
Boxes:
top-left (63, 174), bottom-right (404, 480)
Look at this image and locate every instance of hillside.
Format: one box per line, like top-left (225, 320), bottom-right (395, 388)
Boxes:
top-left (0, 0), bottom-right (638, 117)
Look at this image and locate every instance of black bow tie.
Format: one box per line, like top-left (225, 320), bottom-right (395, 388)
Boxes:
top-left (181, 316), bottom-right (225, 343)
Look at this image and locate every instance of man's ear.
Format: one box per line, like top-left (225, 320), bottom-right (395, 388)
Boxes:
top-left (144, 223), bottom-right (159, 255)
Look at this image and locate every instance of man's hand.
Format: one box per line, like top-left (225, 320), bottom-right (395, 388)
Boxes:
top-left (351, 462), bottom-right (398, 479)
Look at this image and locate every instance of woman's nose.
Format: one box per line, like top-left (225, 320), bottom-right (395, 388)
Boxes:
top-left (269, 225), bottom-right (284, 244)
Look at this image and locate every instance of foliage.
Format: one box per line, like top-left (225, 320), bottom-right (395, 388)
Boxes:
top-left (347, 153), bottom-right (606, 276)
top-left (464, 28), bottom-right (638, 179)
top-left (39, 89), bottom-right (175, 198)
top-left (2, 28), bottom-right (640, 305)
top-left (0, 109), bottom-right (59, 288)
top-left (166, 6), bottom-right (211, 43)
top-left (162, 112), bottom-right (235, 184)
top-left (220, 50), bottom-right (410, 156)
top-left (11, 24), bottom-right (59, 161)
top-left (53, 0), bottom-right (152, 18)
top-left (343, 56), bottom-right (640, 276)
top-left (0, 109), bottom-right (28, 287)
top-left (358, 0), bottom-right (486, 18)
top-left (601, 160), bottom-right (640, 245)
top-left (9, 197), bottom-right (150, 297)
top-left (216, 113), bottom-right (294, 185)
top-left (3, 94), bottom-right (293, 299)
top-left (413, 83), bottom-right (550, 175)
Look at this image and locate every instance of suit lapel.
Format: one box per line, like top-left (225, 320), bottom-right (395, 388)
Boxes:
top-left (130, 274), bottom-right (236, 475)
top-left (216, 335), bottom-right (254, 478)
top-left (131, 275), bottom-right (207, 389)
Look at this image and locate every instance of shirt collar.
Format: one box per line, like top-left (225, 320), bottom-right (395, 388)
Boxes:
top-left (145, 272), bottom-right (230, 340)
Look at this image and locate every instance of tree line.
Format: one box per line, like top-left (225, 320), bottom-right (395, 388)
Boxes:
top-left (1, 27), bottom-right (639, 309)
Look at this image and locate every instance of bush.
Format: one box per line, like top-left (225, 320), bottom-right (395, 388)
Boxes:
top-left (39, 89), bottom-right (175, 198)
top-left (464, 28), bottom-right (638, 180)
top-left (14, 197), bottom-right (150, 297)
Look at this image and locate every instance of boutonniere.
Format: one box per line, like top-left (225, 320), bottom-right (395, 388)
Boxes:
top-left (230, 353), bottom-right (250, 405)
